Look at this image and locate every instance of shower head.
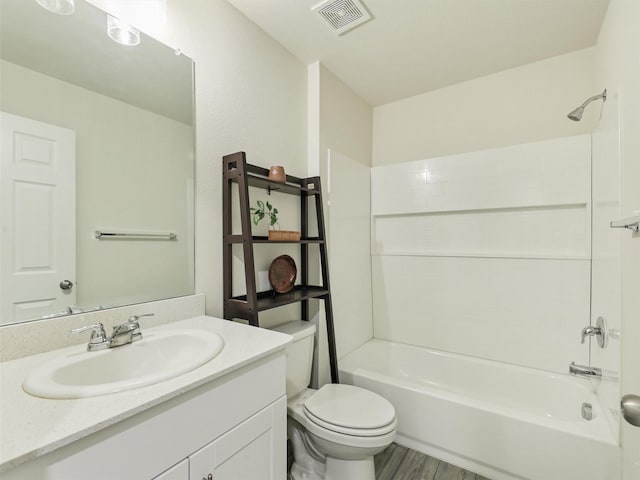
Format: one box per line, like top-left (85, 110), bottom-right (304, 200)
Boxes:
top-left (567, 89), bottom-right (607, 121)
top-left (567, 106), bottom-right (586, 122)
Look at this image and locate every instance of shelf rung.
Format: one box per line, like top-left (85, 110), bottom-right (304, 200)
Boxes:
top-left (224, 235), bottom-right (324, 244)
top-left (228, 286), bottom-right (329, 311)
top-left (225, 235), bottom-right (244, 243)
top-left (251, 236), bottom-right (324, 244)
top-left (243, 173), bottom-right (319, 196)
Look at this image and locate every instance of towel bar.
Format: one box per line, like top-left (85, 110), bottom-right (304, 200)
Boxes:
top-left (95, 230), bottom-right (177, 240)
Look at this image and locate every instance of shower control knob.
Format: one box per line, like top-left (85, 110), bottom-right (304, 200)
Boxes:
top-left (621, 394), bottom-right (640, 427)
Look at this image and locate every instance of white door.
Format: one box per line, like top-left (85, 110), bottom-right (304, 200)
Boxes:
top-left (0, 112), bottom-right (76, 324)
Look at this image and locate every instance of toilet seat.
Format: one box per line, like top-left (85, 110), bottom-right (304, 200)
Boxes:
top-left (304, 409), bottom-right (396, 437)
top-left (302, 384), bottom-right (396, 437)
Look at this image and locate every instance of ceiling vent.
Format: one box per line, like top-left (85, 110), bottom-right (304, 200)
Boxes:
top-left (311, 0), bottom-right (372, 35)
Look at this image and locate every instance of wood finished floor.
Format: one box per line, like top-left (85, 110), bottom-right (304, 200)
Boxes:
top-left (375, 443), bottom-right (492, 480)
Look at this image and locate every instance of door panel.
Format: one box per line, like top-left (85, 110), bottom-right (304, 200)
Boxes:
top-left (0, 112), bottom-right (76, 323)
top-left (153, 459), bottom-right (188, 480)
top-left (189, 398), bottom-right (285, 480)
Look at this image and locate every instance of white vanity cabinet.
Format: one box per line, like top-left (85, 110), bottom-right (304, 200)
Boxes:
top-left (3, 353), bottom-right (287, 480)
top-left (187, 397), bottom-right (285, 480)
top-left (153, 396), bottom-right (286, 480)
top-left (154, 459), bottom-right (189, 480)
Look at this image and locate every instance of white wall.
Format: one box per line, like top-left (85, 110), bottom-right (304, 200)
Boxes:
top-left (319, 65), bottom-right (373, 170)
top-left (594, 1), bottom-right (640, 477)
top-left (320, 65), bottom-right (373, 359)
top-left (372, 48), bottom-right (597, 165)
top-left (152, 0), bottom-right (308, 322)
top-left (307, 64), bottom-right (374, 385)
top-left (0, 60), bottom-right (193, 310)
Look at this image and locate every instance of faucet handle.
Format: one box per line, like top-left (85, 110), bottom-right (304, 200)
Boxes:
top-left (71, 322), bottom-right (108, 347)
top-left (127, 313), bottom-right (154, 324)
top-left (581, 326), bottom-right (595, 344)
top-left (125, 313), bottom-right (153, 343)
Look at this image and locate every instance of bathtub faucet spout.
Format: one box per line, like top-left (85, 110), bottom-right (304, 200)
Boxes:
top-left (569, 362), bottom-right (602, 379)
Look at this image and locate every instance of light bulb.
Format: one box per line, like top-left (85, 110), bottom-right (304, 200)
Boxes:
top-left (36, 0), bottom-right (75, 15)
top-left (107, 15), bottom-right (140, 46)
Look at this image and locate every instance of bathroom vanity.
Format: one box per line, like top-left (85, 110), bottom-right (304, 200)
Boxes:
top-left (0, 316), bottom-right (291, 480)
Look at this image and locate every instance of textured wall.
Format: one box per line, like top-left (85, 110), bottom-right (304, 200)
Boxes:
top-left (373, 48), bottom-right (597, 166)
top-left (155, 0), bottom-right (308, 321)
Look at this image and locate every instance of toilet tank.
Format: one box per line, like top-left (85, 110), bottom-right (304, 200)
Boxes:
top-left (273, 321), bottom-right (316, 398)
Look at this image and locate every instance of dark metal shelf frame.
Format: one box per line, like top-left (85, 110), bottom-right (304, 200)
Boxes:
top-left (222, 152), bottom-right (339, 383)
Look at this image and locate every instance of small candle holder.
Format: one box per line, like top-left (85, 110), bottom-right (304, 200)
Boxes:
top-left (268, 165), bottom-right (286, 183)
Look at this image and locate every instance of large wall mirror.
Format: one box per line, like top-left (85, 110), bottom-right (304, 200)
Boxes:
top-left (0, 0), bottom-right (195, 325)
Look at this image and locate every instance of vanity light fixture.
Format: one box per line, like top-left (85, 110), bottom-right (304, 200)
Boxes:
top-left (96, 0), bottom-right (166, 42)
top-left (35, 0), bottom-right (75, 15)
top-left (107, 14), bottom-right (140, 46)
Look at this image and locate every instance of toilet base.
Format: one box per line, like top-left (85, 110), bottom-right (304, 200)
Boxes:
top-left (290, 453), bottom-right (376, 480)
top-left (290, 461), bottom-right (324, 480)
top-left (325, 456), bottom-right (375, 480)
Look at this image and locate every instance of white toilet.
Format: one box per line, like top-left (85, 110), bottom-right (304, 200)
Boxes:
top-left (274, 321), bottom-right (397, 480)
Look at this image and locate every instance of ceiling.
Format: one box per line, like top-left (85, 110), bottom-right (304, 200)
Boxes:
top-left (227, 0), bottom-right (610, 106)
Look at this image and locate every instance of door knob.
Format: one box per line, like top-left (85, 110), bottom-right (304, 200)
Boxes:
top-left (621, 394), bottom-right (640, 427)
top-left (59, 279), bottom-right (74, 290)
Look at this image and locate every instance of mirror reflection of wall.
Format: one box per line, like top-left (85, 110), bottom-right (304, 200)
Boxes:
top-left (0, 0), bottom-right (195, 325)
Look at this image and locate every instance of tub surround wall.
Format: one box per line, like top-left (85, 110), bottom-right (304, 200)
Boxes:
top-left (594, 1), bottom-right (640, 476)
top-left (590, 92), bottom-right (622, 440)
top-left (328, 149), bottom-right (372, 359)
top-left (371, 135), bottom-right (592, 374)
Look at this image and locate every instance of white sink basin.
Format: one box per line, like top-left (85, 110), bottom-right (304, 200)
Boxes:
top-left (23, 329), bottom-right (224, 399)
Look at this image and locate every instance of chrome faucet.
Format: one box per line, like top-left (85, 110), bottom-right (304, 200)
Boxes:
top-left (72, 313), bottom-right (154, 351)
top-left (580, 317), bottom-right (607, 348)
top-left (581, 325), bottom-right (602, 344)
top-left (71, 323), bottom-right (109, 351)
top-left (569, 362), bottom-right (602, 379)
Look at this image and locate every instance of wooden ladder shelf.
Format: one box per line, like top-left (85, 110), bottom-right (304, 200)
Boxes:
top-left (222, 152), bottom-right (339, 383)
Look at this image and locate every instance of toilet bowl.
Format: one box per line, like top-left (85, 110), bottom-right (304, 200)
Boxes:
top-left (274, 321), bottom-right (397, 480)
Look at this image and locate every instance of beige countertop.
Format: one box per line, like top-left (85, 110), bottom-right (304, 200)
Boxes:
top-left (0, 315), bottom-right (291, 473)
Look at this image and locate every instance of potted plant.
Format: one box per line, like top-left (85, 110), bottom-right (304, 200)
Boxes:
top-left (250, 200), bottom-right (300, 241)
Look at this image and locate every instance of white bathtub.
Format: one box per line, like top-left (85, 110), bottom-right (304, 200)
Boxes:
top-left (339, 339), bottom-right (620, 480)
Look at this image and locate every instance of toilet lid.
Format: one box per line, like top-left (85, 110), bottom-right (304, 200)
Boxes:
top-left (303, 384), bottom-right (395, 430)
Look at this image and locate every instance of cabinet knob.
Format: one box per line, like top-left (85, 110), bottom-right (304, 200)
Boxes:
top-left (202, 474), bottom-right (213, 480)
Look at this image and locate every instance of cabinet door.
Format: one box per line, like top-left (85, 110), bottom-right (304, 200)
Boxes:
top-left (153, 459), bottom-right (189, 480)
top-left (189, 397), bottom-right (286, 480)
